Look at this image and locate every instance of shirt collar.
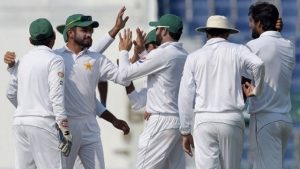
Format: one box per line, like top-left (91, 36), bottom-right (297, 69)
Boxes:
top-left (62, 44), bottom-right (88, 57)
top-left (34, 45), bottom-right (53, 52)
top-left (259, 31), bottom-right (282, 38)
top-left (204, 37), bottom-right (227, 47)
top-left (159, 41), bottom-right (183, 48)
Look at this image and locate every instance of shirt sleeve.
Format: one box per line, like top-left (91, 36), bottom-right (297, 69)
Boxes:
top-left (95, 98), bottom-right (106, 117)
top-left (118, 49), bottom-right (168, 81)
top-left (239, 45), bottom-right (265, 96)
top-left (97, 55), bottom-right (130, 86)
top-left (6, 63), bottom-right (18, 108)
top-left (7, 59), bottom-right (19, 74)
top-left (48, 57), bottom-right (68, 123)
top-left (89, 33), bottom-right (114, 54)
top-left (178, 55), bottom-right (196, 135)
top-left (127, 87), bottom-right (147, 111)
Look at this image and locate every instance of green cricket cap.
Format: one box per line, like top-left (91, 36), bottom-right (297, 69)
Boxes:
top-left (145, 29), bottom-right (156, 45)
top-left (29, 18), bottom-right (54, 41)
top-left (63, 14), bottom-right (99, 42)
top-left (149, 14), bottom-right (183, 33)
top-left (56, 25), bottom-right (65, 34)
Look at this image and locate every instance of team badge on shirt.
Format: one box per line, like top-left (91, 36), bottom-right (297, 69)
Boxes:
top-left (138, 58), bottom-right (151, 64)
top-left (84, 61), bottom-right (93, 71)
top-left (58, 72), bottom-right (64, 78)
top-left (58, 72), bottom-right (64, 85)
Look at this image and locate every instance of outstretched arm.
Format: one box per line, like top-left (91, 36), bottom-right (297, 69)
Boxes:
top-left (108, 6), bottom-right (129, 38)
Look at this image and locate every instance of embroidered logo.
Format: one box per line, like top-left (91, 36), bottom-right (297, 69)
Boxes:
top-left (84, 61), bottom-right (93, 71)
top-left (58, 72), bottom-right (64, 78)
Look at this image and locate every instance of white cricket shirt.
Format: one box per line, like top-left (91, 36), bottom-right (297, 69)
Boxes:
top-left (119, 42), bottom-right (188, 115)
top-left (54, 44), bottom-right (128, 117)
top-left (7, 33), bottom-right (115, 119)
top-left (6, 46), bottom-right (67, 134)
top-left (246, 31), bottom-right (295, 123)
top-left (178, 38), bottom-right (265, 134)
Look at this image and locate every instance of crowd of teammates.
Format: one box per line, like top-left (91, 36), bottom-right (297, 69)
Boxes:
top-left (3, 1), bottom-right (295, 169)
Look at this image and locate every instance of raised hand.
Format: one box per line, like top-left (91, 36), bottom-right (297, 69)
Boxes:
top-left (109, 6), bottom-right (129, 38)
top-left (133, 28), bottom-right (147, 55)
top-left (4, 51), bottom-right (16, 68)
top-left (119, 28), bottom-right (133, 51)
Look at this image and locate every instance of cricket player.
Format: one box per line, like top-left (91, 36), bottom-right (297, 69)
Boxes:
top-left (118, 14), bottom-right (188, 169)
top-left (49, 13), bottom-right (130, 169)
top-left (57, 24), bottom-right (109, 107)
top-left (178, 15), bottom-right (265, 169)
top-left (245, 2), bottom-right (295, 169)
top-left (6, 18), bottom-right (71, 169)
top-left (5, 8), bottom-right (131, 169)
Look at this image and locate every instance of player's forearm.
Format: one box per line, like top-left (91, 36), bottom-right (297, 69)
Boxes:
top-left (178, 67), bottom-right (195, 135)
top-left (108, 26), bottom-right (121, 39)
top-left (100, 110), bottom-right (117, 124)
top-left (252, 61), bottom-right (265, 96)
top-left (6, 94), bottom-right (17, 108)
top-left (6, 77), bottom-right (18, 108)
top-left (98, 81), bottom-right (108, 107)
top-left (125, 82), bottom-right (135, 94)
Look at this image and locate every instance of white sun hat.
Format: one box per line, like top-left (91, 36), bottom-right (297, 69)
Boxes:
top-left (196, 15), bottom-right (239, 34)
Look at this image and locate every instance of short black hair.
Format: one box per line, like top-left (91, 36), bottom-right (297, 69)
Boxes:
top-left (248, 2), bottom-right (279, 31)
top-left (30, 33), bottom-right (55, 46)
top-left (169, 28), bottom-right (183, 41)
top-left (206, 28), bottom-right (230, 37)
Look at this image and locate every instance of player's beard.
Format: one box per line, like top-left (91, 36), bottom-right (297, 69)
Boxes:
top-left (74, 32), bottom-right (93, 48)
top-left (156, 33), bottom-right (163, 46)
top-left (251, 28), bottom-right (260, 39)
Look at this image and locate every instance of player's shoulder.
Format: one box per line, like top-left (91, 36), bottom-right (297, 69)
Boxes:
top-left (222, 40), bottom-right (246, 49)
top-left (86, 49), bottom-right (105, 59)
top-left (246, 38), bottom-right (258, 47)
top-left (188, 47), bottom-right (207, 58)
top-left (53, 47), bottom-right (64, 54)
top-left (46, 48), bottom-right (62, 60)
top-left (51, 53), bottom-right (64, 61)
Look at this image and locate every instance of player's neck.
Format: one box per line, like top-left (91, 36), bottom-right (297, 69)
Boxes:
top-left (66, 41), bottom-right (84, 55)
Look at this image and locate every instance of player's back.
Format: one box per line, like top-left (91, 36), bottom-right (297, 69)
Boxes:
top-left (190, 38), bottom-right (252, 113)
top-left (146, 42), bottom-right (188, 114)
top-left (16, 46), bottom-right (63, 117)
top-left (246, 31), bottom-right (295, 114)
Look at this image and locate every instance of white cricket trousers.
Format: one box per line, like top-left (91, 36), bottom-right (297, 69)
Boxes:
top-left (14, 125), bottom-right (65, 169)
top-left (249, 115), bottom-right (292, 169)
top-left (67, 115), bottom-right (105, 169)
top-left (193, 122), bottom-right (244, 169)
top-left (135, 114), bottom-right (185, 169)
